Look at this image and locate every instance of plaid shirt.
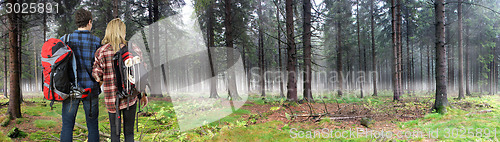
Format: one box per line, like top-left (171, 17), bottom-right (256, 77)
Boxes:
top-left (93, 44), bottom-right (136, 113)
top-left (61, 30), bottom-right (101, 96)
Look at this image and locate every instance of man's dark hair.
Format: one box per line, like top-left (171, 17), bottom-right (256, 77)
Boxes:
top-left (74, 8), bottom-right (92, 28)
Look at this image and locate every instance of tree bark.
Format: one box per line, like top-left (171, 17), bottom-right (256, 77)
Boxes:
top-left (433, 0), bottom-right (448, 114)
top-left (392, 0), bottom-right (401, 101)
top-left (457, 0), bottom-right (465, 99)
top-left (207, 0), bottom-right (219, 98)
top-left (370, 0), bottom-right (377, 96)
top-left (303, 0), bottom-right (313, 101)
top-left (8, 0), bottom-right (21, 118)
top-left (286, 0), bottom-right (297, 101)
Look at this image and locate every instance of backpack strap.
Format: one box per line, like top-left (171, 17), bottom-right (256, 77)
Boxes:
top-left (64, 34), bottom-right (79, 88)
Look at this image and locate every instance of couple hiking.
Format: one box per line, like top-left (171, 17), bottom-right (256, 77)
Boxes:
top-left (59, 8), bottom-right (148, 142)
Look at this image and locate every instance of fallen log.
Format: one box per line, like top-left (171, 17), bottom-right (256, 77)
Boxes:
top-left (295, 113), bottom-right (372, 120)
top-left (327, 116), bottom-right (369, 120)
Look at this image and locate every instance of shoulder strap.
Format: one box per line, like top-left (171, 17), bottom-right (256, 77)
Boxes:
top-left (65, 34), bottom-right (70, 44)
top-left (65, 34), bottom-right (79, 88)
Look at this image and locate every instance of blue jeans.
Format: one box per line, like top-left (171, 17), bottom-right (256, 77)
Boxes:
top-left (60, 96), bottom-right (99, 142)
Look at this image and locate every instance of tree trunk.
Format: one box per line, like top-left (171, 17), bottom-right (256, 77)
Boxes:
top-left (146, 0), bottom-right (159, 97)
top-left (420, 45), bottom-right (424, 91)
top-left (4, 40), bottom-right (7, 98)
top-left (113, 0), bottom-right (119, 18)
top-left (8, 0), bottom-right (21, 118)
top-left (427, 44), bottom-right (431, 91)
top-left (370, 0), bottom-right (377, 96)
top-left (448, 44), bottom-right (454, 92)
top-left (207, 0), bottom-right (219, 98)
top-left (491, 46), bottom-right (496, 95)
top-left (277, 0), bottom-right (285, 98)
top-left (392, 0), bottom-right (401, 101)
top-left (224, 0), bottom-right (240, 99)
top-left (465, 24), bottom-right (471, 96)
top-left (257, 0), bottom-right (265, 98)
top-left (405, 3), bottom-right (412, 95)
top-left (242, 43), bottom-right (248, 93)
top-left (303, 0), bottom-right (313, 101)
top-left (285, 0), bottom-right (297, 101)
top-left (397, 0), bottom-right (403, 98)
top-left (356, 0), bottom-right (363, 98)
top-left (457, 0), bottom-right (465, 99)
top-left (336, 20), bottom-right (343, 97)
top-left (433, 0), bottom-right (448, 114)
top-left (18, 7), bottom-right (22, 102)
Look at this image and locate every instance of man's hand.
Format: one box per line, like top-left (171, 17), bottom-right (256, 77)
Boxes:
top-left (140, 96), bottom-right (148, 108)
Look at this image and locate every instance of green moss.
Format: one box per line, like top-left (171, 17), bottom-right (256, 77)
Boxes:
top-left (7, 127), bottom-right (27, 138)
top-left (0, 116), bottom-right (10, 127)
top-left (15, 118), bottom-right (27, 124)
top-left (0, 130), bottom-right (12, 142)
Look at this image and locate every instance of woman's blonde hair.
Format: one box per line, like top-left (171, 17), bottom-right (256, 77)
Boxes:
top-left (102, 18), bottom-right (127, 52)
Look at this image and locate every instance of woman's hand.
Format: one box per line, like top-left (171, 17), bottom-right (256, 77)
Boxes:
top-left (140, 96), bottom-right (148, 108)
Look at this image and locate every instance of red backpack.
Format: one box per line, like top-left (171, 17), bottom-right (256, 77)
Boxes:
top-left (41, 35), bottom-right (90, 108)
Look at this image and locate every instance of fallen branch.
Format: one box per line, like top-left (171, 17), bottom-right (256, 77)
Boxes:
top-left (321, 99), bottom-right (329, 115)
top-left (42, 137), bottom-right (60, 141)
top-left (401, 115), bottom-right (418, 118)
top-left (466, 110), bottom-right (494, 116)
top-left (323, 115), bottom-right (372, 120)
top-left (293, 113), bottom-right (328, 117)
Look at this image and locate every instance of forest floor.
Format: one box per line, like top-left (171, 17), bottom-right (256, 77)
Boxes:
top-left (0, 91), bottom-right (498, 141)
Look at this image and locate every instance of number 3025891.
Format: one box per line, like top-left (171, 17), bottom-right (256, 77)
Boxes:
top-left (5, 3), bottom-right (59, 14)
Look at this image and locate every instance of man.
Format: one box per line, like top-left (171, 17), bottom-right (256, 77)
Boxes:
top-left (60, 8), bottom-right (101, 142)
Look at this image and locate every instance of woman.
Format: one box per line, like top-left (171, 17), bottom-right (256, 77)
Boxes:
top-left (92, 18), bottom-right (148, 142)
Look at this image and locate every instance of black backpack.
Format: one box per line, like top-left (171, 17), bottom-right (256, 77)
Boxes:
top-left (112, 45), bottom-right (143, 134)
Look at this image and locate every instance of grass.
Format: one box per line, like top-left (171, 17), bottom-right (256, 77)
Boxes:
top-left (210, 120), bottom-right (376, 141)
top-left (0, 130), bottom-right (12, 142)
top-left (399, 95), bottom-right (500, 141)
top-left (205, 94), bottom-right (500, 141)
top-left (1, 92), bottom-right (499, 141)
top-left (34, 119), bottom-right (58, 129)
